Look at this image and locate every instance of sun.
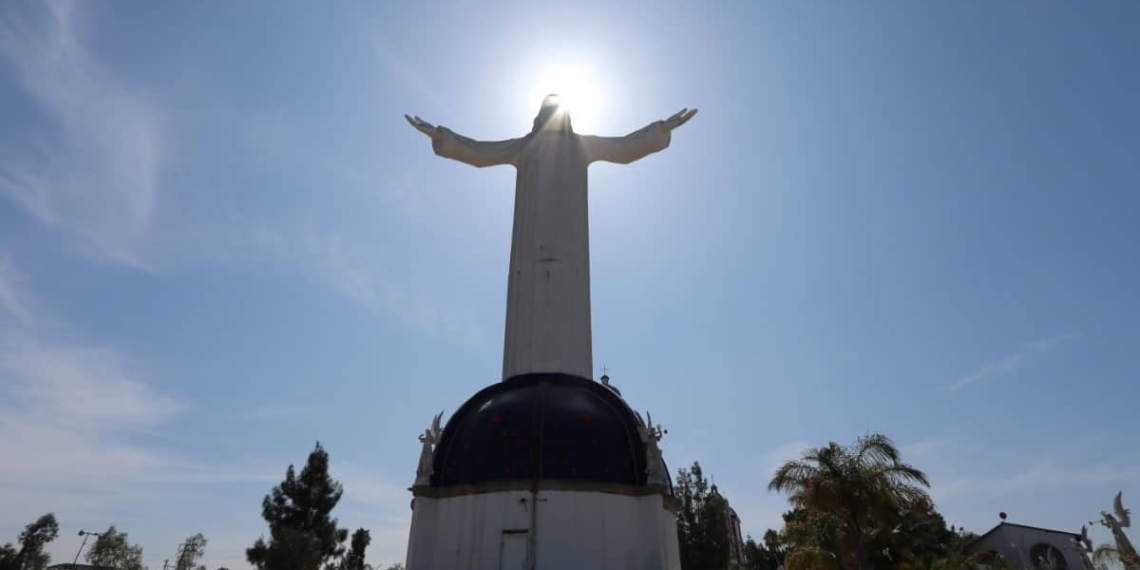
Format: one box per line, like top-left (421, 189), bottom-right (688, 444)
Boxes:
top-left (527, 62), bottom-right (602, 127)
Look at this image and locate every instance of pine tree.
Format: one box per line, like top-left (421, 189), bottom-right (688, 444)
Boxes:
top-left (86, 527), bottom-right (145, 570)
top-left (247, 442), bottom-right (350, 570)
top-left (333, 529), bottom-right (369, 570)
top-left (675, 462), bottom-right (731, 570)
top-left (174, 534), bottom-right (207, 570)
top-left (0, 513), bottom-right (60, 570)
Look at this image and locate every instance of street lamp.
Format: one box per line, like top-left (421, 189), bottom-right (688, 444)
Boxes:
top-left (72, 531), bottom-right (100, 566)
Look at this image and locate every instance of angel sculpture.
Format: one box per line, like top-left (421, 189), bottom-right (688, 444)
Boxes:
top-left (1096, 491), bottom-right (1139, 570)
top-left (635, 411), bottom-right (668, 487)
top-left (414, 411), bottom-right (444, 487)
top-left (1070, 525), bottom-right (1098, 570)
top-left (1077, 524), bottom-right (1094, 553)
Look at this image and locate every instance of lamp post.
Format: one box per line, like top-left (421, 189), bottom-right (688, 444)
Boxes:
top-left (72, 531), bottom-right (100, 566)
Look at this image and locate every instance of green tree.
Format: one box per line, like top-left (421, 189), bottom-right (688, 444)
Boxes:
top-left (1094, 543), bottom-right (1140, 569)
top-left (781, 509), bottom-right (849, 570)
top-left (768, 433), bottom-right (932, 570)
top-left (0, 513), bottom-right (60, 570)
top-left (0, 544), bottom-right (19, 570)
top-left (86, 527), bottom-right (146, 570)
top-left (333, 529), bottom-right (369, 570)
top-left (675, 461), bottom-right (731, 570)
top-left (741, 536), bottom-right (780, 570)
top-left (174, 534), bottom-right (208, 570)
top-left (762, 529), bottom-right (785, 565)
top-left (247, 442), bottom-right (351, 570)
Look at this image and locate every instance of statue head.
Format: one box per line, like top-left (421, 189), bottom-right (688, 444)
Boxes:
top-left (533, 94), bottom-right (573, 133)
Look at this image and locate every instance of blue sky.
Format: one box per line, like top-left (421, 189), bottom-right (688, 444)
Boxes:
top-left (2, 1), bottom-right (1138, 568)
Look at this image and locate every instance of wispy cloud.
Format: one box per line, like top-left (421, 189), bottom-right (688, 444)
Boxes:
top-left (235, 403), bottom-right (313, 422)
top-left (334, 464), bottom-right (413, 568)
top-left (902, 438), bottom-right (950, 459)
top-left (0, 330), bottom-right (185, 521)
top-left (0, 254), bottom-right (33, 324)
top-left (948, 332), bottom-right (1080, 392)
top-left (0, 335), bottom-right (185, 432)
top-left (0, 1), bottom-right (166, 268)
top-left (374, 39), bottom-right (444, 112)
top-left (1000, 461), bottom-right (1140, 492)
top-left (253, 224), bottom-right (486, 348)
top-left (0, 254), bottom-right (268, 537)
top-left (760, 440), bottom-right (813, 479)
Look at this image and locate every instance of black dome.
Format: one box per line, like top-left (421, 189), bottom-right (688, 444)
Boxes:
top-left (430, 373), bottom-right (663, 489)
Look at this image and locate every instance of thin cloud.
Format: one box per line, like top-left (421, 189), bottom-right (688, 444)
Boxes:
top-left (0, 255), bottom-right (33, 324)
top-left (0, 1), bottom-right (166, 268)
top-left (0, 257), bottom-right (268, 540)
top-left (948, 332), bottom-right (1080, 392)
top-left (1001, 462), bottom-right (1140, 492)
top-left (902, 438), bottom-right (950, 459)
top-left (235, 403), bottom-right (314, 422)
top-left (336, 464), bottom-right (414, 568)
top-left (760, 440), bottom-right (813, 479)
top-left (374, 39), bottom-right (445, 112)
top-left (253, 224), bottom-right (487, 348)
top-left (0, 333), bottom-right (185, 484)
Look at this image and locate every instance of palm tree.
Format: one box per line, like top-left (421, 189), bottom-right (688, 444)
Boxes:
top-left (768, 433), bottom-right (932, 570)
top-left (1095, 543), bottom-right (1140, 569)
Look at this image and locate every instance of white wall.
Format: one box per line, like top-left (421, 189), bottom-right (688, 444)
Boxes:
top-left (406, 490), bottom-right (681, 570)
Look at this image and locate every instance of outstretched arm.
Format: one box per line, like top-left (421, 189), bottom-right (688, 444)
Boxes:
top-left (405, 114), bottom-right (522, 168)
top-left (582, 108), bottom-right (697, 165)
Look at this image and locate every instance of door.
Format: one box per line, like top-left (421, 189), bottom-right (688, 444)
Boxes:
top-left (500, 531), bottom-right (528, 570)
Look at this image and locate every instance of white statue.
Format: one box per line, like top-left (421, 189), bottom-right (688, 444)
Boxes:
top-left (635, 411), bottom-right (668, 487)
top-left (414, 411), bottom-right (443, 487)
top-left (1095, 491), bottom-right (1139, 570)
top-left (406, 97), bottom-right (696, 382)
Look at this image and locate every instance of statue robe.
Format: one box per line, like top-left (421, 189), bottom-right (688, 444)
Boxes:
top-left (431, 121), bottom-right (672, 381)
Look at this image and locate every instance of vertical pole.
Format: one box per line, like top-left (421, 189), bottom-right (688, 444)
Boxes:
top-left (72, 534), bottom-right (90, 566)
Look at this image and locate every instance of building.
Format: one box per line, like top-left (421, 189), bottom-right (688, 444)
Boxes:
top-left (965, 521), bottom-right (1094, 570)
top-left (707, 486), bottom-right (746, 568)
top-left (404, 372), bottom-right (680, 570)
top-left (402, 95), bottom-right (694, 569)
top-left (725, 503), bottom-right (746, 568)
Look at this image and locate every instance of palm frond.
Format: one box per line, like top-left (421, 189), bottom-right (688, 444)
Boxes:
top-left (1093, 544), bottom-right (1119, 564)
top-left (769, 460), bottom-right (819, 493)
top-left (854, 433), bottom-right (901, 465)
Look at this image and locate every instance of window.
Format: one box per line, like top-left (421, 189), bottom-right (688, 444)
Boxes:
top-left (1030, 543), bottom-right (1069, 570)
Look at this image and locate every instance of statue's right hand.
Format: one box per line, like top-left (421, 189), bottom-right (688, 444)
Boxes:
top-left (405, 114), bottom-right (443, 140)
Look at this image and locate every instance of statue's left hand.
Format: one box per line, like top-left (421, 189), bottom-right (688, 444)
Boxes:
top-left (405, 114), bottom-right (444, 140)
top-left (663, 108), bottom-right (698, 131)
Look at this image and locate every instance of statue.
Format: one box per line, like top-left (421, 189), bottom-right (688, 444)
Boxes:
top-left (406, 96), bottom-right (696, 382)
top-left (635, 411), bottom-right (669, 487)
top-left (414, 411), bottom-right (443, 487)
top-left (1071, 525), bottom-right (1096, 570)
top-left (1094, 491), bottom-right (1139, 570)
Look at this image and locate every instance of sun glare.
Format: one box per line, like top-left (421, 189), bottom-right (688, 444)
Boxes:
top-left (528, 62), bottom-right (602, 128)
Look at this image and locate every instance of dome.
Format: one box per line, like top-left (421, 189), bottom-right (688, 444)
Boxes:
top-left (429, 372), bottom-right (670, 491)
